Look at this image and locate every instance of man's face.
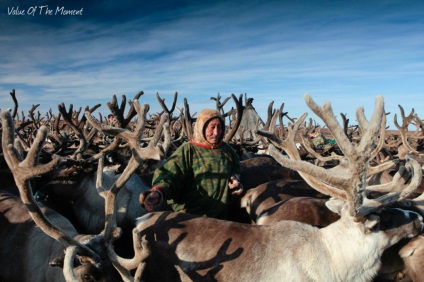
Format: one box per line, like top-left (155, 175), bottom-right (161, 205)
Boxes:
top-left (205, 118), bottom-right (223, 144)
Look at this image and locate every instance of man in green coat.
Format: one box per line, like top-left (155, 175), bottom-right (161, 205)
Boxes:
top-left (140, 108), bottom-right (243, 220)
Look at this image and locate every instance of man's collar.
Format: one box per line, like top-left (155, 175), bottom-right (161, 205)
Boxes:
top-left (190, 140), bottom-right (223, 149)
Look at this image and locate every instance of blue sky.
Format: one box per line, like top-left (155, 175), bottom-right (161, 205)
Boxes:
top-left (1, 0), bottom-right (423, 129)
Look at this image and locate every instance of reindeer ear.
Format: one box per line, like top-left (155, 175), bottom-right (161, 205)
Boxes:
top-left (49, 256), bottom-right (65, 268)
top-left (364, 214), bottom-right (380, 232)
top-left (399, 236), bottom-right (421, 258)
top-left (325, 198), bottom-right (345, 214)
top-left (240, 192), bottom-right (252, 208)
top-left (399, 245), bottom-right (415, 258)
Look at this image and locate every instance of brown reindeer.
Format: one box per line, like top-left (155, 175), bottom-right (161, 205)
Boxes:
top-left (240, 179), bottom-right (337, 226)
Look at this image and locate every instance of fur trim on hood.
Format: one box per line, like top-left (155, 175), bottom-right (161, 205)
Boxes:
top-left (192, 109), bottom-right (225, 146)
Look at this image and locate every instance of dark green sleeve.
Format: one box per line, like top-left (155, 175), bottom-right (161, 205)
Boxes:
top-left (151, 143), bottom-right (191, 199)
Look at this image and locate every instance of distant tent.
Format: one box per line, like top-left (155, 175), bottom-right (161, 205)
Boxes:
top-left (236, 98), bottom-right (264, 141)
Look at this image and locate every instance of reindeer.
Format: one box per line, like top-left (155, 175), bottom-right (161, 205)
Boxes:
top-left (133, 94), bottom-right (423, 282)
top-left (240, 179), bottom-right (338, 226)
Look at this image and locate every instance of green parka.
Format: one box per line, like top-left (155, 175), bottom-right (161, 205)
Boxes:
top-left (151, 109), bottom-right (240, 219)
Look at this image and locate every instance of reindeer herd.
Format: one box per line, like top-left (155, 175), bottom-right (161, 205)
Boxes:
top-left (0, 89), bottom-right (424, 282)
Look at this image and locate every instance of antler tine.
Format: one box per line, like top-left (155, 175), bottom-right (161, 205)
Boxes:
top-left (85, 115), bottom-right (125, 138)
top-left (79, 103), bottom-right (101, 125)
top-left (414, 114), bottom-right (424, 129)
top-left (122, 91), bottom-right (144, 127)
top-left (303, 118), bottom-right (313, 136)
top-left (278, 102), bottom-right (288, 136)
top-left (28, 104), bottom-right (41, 130)
top-left (356, 156), bottom-right (422, 217)
top-left (105, 229), bottom-right (150, 281)
top-left (113, 230), bottom-right (150, 273)
top-left (211, 93), bottom-right (231, 115)
top-left (182, 98), bottom-right (194, 140)
top-left (161, 118), bottom-right (171, 157)
top-left (257, 108), bottom-right (307, 157)
top-left (340, 113), bottom-right (349, 138)
top-left (142, 108), bottom-right (169, 158)
top-left (72, 107), bottom-right (83, 129)
top-left (278, 103), bottom-right (285, 126)
top-left (132, 101), bottom-right (149, 141)
top-left (120, 104), bottom-right (168, 179)
top-left (224, 94), bottom-right (244, 143)
top-left (356, 97), bottom-right (385, 154)
top-left (1, 110), bottom-right (100, 260)
top-left (304, 94), bottom-right (355, 158)
top-left (257, 109), bottom-right (347, 199)
top-left (2, 112), bottom-right (59, 180)
top-left (156, 91), bottom-right (178, 118)
top-left (394, 105), bottom-right (420, 156)
top-left (107, 93), bottom-right (141, 129)
top-left (257, 109), bottom-right (298, 152)
top-left (366, 160), bottom-right (406, 194)
top-left (367, 159), bottom-right (398, 177)
top-left (265, 101), bottom-right (275, 129)
top-left (58, 103), bottom-right (88, 158)
top-left (9, 89), bottom-right (18, 119)
top-left (63, 246), bottom-right (79, 282)
top-left (299, 133), bottom-right (345, 163)
top-left (369, 111), bottom-right (387, 161)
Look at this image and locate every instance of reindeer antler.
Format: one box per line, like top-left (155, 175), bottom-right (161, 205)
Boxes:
top-left (394, 105), bottom-right (420, 156)
top-left (258, 94), bottom-right (422, 218)
top-left (1, 110), bottom-right (101, 262)
top-left (157, 91), bottom-right (178, 119)
top-left (85, 100), bottom-right (169, 279)
top-left (107, 91), bottom-right (144, 129)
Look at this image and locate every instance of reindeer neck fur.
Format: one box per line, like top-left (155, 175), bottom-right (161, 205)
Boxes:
top-left (319, 212), bottom-right (387, 282)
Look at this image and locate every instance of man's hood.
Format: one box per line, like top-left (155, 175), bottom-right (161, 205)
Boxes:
top-left (192, 109), bottom-right (225, 145)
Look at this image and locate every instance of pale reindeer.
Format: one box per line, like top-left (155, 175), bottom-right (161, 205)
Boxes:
top-left (133, 94), bottom-right (423, 282)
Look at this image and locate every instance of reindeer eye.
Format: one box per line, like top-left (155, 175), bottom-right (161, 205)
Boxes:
top-left (83, 274), bottom-right (95, 282)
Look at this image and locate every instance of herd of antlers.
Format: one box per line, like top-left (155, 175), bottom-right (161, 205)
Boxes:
top-left (1, 89), bottom-right (424, 281)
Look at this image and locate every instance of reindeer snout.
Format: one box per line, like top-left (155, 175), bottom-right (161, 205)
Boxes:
top-left (408, 211), bottom-right (424, 235)
top-left (418, 215), bottom-right (424, 234)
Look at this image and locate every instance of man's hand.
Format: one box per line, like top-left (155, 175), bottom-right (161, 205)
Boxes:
top-left (139, 189), bottom-right (163, 212)
top-left (228, 175), bottom-right (244, 195)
